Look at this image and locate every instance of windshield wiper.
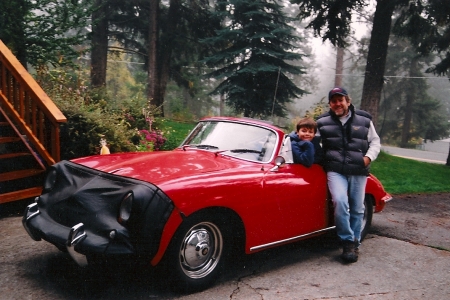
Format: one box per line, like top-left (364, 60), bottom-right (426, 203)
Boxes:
top-left (229, 149), bottom-right (262, 154)
top-left (186, 144), bottom-right (219, 150)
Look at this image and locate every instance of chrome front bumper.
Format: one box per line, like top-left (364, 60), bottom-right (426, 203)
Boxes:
top-left (67, 223), bottom-right (88, 267)
top-left (23, 202), bottom-right (134, 267)
top-left (22, 203), bottom-right (41, 241)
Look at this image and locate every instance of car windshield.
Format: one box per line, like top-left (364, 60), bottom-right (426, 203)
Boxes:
top-left (181, 121), bottom-right (278, 162)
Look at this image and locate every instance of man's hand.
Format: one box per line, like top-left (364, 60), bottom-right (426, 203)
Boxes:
top-left (363, 156), bottom-right (371, 167)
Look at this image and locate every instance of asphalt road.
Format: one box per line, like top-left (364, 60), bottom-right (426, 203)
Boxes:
top-left (382, 145), bottom-right (448, 164)
top-left (1, 193), bottom-right (450, 299)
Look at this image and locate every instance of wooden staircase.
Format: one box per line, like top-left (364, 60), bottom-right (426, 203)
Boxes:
top-left (0, 40), bottom-right (66, 204)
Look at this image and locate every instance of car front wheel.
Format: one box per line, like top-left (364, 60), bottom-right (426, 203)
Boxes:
top-left (163, 215), bottom-right (226, 292)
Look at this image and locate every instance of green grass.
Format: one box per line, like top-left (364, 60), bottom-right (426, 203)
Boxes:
top-left (371, 151), bottom-right (450, 194)
top-left (156, 119), bottom-right (196, 150)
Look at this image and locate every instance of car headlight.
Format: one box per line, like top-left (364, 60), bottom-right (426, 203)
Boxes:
top-left (43, 168), bottom-right (57, 192)
top-left (118, 192), bottom-right (133, 224)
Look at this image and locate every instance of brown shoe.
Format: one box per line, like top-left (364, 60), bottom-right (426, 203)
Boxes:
top-left (341, 240), bottom-right (358, 263)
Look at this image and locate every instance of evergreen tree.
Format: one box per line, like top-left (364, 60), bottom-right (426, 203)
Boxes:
top-left (293, 0), bottom-right (366, 48)
top-left (0, 0), bottom-right (29, 65)
top-left (105, 0), bottom-right (221, 116)
top-left (0, 0), bottom-right (91, 68)
top-left (394, 0), bottom-right (450, 76)
top-left (202, 0), bottom-right (307, 118)
top-left (292, 0), bottom-right (413, 127)
top-left (376, 35), bottom-right (450, 146)
top-left (393, 0), bottom-right (450, 165)
top-left (90, 0), bottom-right (109, 88)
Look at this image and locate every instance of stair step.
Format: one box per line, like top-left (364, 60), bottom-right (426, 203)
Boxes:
top-left (0, 137), bottom-right (21, 143)
top-left (0, 187), bottom-right (43, 204)
top-left (0, 169), bottom-right (45, 182)
top-left (0, 121), bottom-right (8, 126)
top-left (0, 152), bottom-right (32, 159)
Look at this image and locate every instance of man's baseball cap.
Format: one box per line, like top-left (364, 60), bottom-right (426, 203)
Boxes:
top-left (328, 87), bottom-right (348, 101)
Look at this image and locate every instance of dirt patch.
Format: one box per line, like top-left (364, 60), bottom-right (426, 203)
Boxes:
top-left (371, 193), bottom-right (450, 250)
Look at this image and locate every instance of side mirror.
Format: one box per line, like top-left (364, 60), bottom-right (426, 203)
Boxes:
top-left (275, 156), bottom-right (285, 166)
top-left (270, 156), bottom-right (286, 172)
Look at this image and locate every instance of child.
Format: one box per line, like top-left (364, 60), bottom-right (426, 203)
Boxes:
top-left (288, 117), bottom-right (322, 167)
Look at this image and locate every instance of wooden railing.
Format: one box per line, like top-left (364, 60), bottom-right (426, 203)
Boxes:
top-left (0, 40), bottom-right (66, 165)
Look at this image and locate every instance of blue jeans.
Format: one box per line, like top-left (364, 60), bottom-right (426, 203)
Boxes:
top-left (327, 172), bottom-right (367, 243)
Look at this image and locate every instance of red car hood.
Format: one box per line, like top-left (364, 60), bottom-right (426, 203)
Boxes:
top-left (72, 149), bottom-right (246, 186)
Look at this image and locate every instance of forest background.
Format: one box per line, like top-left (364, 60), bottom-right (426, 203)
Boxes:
top-left (1, 0), bottom-right (450, 163)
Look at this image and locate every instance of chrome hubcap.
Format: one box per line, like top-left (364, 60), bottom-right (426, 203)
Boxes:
top-left (179, 222), bottom-right (223, 279)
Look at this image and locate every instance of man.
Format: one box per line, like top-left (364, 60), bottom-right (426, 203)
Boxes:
top-left (316, 87), bottom-right (381, 263)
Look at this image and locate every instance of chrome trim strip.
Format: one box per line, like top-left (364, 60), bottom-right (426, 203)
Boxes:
top-left (24, 203), bottom-right (40, 221)
top-left (108, 168), bottom-right (124, 174)
top-left (383, 195), bottom-right (393, 202)
top-left (22, 203), bottom-right (41, 241)
top-left (250, 226), bottom-right (336, 252)
top-left (66, 223), bottom-right (88, 267)
top-left (22, 203), bottom-right (42, 241)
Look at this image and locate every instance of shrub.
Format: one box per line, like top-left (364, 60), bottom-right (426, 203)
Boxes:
top-left (36, 67), bottom-right (135, 159)
top-left (58, 103), bottom-right (136, 160)
top-left (35, 65), bottom-right (198, 158)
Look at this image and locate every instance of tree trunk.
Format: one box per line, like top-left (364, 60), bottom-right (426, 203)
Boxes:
top-left (220, 93), bottom-right (225, 116)
top-left (446, 142), bottom-right (450, 166)
top-left (360, 0), bottom-right (396, 128)
top-left (1, 0), bottom-right (29, 68)
top-left (335, 47), bottom-right (344, 87)
top-left (147, 0), bottom-right (160, 108)
top-left (155, 0), bottom-right (182, 117)
top-left (400, 57), bottom-right (419, 148)
top-left (90, 0), bottom-right (108, 88)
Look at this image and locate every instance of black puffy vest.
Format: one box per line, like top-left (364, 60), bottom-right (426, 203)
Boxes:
top-left (316, 104), bottom-right (372, 175)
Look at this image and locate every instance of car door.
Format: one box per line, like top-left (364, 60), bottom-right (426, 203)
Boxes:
top-left (245, 136), bottom-right (329, 250)
top-left (263, 163), bottom-right (328, 238)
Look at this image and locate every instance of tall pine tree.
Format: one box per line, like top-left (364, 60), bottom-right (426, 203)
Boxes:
top-left (394, 0), bottom-right (450, 76)
top-left (293, 0), bottom-right (413, 127)
top-left (106, 0), bottom-right (221, 115)
top-left (202, 0), bottom-right (307, 118)
top-left (393, 0), bottom-right (450, 165)
top-left (0, 0), bottom-right (91, 68)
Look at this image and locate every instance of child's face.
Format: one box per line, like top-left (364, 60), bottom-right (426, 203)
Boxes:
top-left (297, 127), bottom-right (315, 141)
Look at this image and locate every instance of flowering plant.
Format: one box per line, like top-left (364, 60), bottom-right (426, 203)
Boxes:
top-left (135, 129), bottom-right (166, 152)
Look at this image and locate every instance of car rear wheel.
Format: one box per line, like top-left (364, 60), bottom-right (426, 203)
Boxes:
top-left (163, 215), bottom-right (227, 292)
top-left (361, 195), bottom-right (374, 241)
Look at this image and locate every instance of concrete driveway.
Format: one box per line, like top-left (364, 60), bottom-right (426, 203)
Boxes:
top-left (176, 236), bottom-right (450, 300)
top-left (1, 192), bottom-right (450, 299)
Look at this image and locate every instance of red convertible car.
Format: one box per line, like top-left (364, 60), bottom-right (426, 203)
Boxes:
top-left (23, 117), bottom-right (392, 292)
